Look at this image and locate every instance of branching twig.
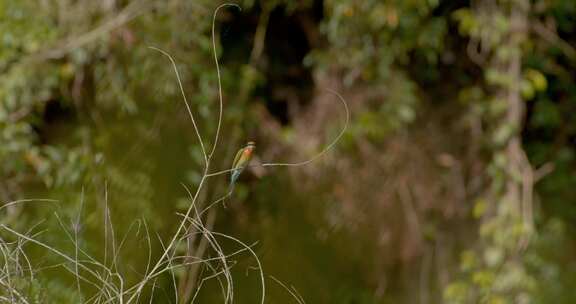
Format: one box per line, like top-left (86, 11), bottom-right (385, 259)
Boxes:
top-left (205, 88), bottom-right (350, 178)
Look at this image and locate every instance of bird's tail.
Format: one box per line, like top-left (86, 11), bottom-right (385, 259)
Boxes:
top-left (228, 181), bottom-right (235, 195)
top-left (228, 168), bottom-right (241, 194)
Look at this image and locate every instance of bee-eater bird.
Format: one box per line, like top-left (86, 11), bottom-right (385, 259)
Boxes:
top-left (229, 141), bottom-right (256, 191)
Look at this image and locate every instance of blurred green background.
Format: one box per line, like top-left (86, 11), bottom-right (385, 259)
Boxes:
top-left (1, 0), bottom-right (576, 303)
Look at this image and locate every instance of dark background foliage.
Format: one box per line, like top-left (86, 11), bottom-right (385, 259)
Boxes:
top-left (1, 0), bottom-right (576, 303)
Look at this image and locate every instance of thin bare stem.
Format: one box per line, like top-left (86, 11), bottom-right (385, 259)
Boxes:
top-left (205, 88), bottom-right (350, 177)
top-left (0, 224), bottom-right (119, 294)
top-left (262, 89), bottom-right (349, 167)
top-left (269, 276), bottom-right (305, 304)
top-left (148, 46), bottom-right (208, 166)
top-left (210, 231), bottom-right (265, 304)
top-left (74, 188), bottom-right (85, 301)
top-left (209, 3), bottom-right (242, 161)
top-left (0, 199), bottom-right (59, 212)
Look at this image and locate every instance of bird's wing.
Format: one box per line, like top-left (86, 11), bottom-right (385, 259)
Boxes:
top-left (231, 148), bottom-right (244, 169)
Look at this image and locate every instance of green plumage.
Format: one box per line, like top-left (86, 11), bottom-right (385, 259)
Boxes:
top-left (229, 141), bottom-right (255, 191)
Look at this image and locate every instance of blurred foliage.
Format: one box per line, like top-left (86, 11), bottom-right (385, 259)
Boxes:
top-left (1, 0), bottom-right (576, 303)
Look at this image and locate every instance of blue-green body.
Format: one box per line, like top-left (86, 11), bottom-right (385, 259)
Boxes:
top-left (229, 141), bottom-right (255, 191)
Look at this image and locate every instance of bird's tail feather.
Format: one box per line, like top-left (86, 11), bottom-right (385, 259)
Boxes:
top-left (229, 169), bottom-right (239, 194)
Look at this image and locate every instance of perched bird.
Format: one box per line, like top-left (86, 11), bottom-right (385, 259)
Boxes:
top-left (229, 141), bottom-right (256, 191)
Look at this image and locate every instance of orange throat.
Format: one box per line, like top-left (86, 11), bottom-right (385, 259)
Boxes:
top-left (244, 147), bottom-right (254, 157)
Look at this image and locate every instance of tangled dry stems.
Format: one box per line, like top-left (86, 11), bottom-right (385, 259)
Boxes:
top-left (0, 3), bottom-right (349, 303)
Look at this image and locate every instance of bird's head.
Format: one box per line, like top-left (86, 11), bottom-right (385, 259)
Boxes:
top-left (247, 141), bottom-right (256, 148)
